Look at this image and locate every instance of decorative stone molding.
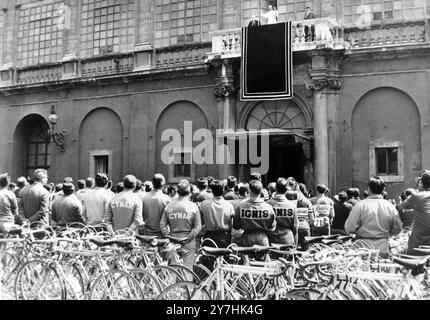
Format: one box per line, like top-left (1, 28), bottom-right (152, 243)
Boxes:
top-left (214, 82), bottom-right (236, 98)
top-left (306, 78), bottom-right (341, 91)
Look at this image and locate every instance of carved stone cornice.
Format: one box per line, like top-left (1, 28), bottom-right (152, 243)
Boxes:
top-left (306, 78), bottom-right (342, 91)
top-left (214, 82), bottom-right (236, 98)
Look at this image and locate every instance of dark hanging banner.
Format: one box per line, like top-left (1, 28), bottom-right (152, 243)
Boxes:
top-left (241, 22), bottom-right (293, 101)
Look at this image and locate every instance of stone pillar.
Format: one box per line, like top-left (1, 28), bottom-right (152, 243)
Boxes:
top-left (213, 60), bottom-right (237, 179)
top-left (0, 4), bottom-right (16, 86)
top-left (133, 0), bottom-right (153, 71)
top-left (307, 51), bottom-right (342, 192)
top-left (61, 0), bottom-right (79, 79)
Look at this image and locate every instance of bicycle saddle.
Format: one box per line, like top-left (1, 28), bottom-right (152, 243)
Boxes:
top-left (337, 235), bottom-right (354, 242)
top-left (113, 240), bottom-right (134, 249)
top-left (7, 227), bottom-right (22, 236)
top-left (270, 243), bottom-right (295, 250)
top-left (200, 246), bottom-right (232, 256)
top-left (136, 235), bottom-right (157, 243)
top-left (392, 256), bottom-right (428, 272)
top-left (89, 238), bottom-right (116, 247)
top-left (166, 235), bottom-right (188, 244)
top-left (304, 236), bottom-right (325, 244)
top-left (228, 245), bottom-right (258, 255)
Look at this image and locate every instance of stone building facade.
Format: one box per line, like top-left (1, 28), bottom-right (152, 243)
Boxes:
top-left (0, 0), bottom-right (429, 197)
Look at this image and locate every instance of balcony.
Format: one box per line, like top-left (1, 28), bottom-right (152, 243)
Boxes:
top-left (344, 19), bottom-right (429, 51)
top-left (206, 18), bottom-right (346, 61)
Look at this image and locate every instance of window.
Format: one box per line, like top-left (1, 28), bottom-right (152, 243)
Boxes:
top-left (369, 141), bottom-right (404, 182)
top-left (343, 0), bottom-right (426, 26)
top-left (80, 0), bottom-right (135, 58)
top-left (89, 150), bottom-right (113, 177)
top-left (27, 123), bottom-right (51, 178)
top-left (375, 148), bottom-right (398, 175)
top-left (0, 11), bottom-right (4, 65)
top-left (17, 2), bottom-right (63, 66)
top-left (275, 0), bottom-right (313, 24)
top-left (154, 0), bottom-right (218, 48)
top-left (169, 150), bottom-right (194, 182)
top-left (94, 155), bottom-right (109, 175)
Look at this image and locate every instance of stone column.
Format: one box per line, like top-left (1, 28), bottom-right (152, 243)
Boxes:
top-left (133, 0), bottom-right (153, 71)
top-left (213, 60), bottom-right (237, 179)
top-left (307, 51), bottom-right (342, 191)
top-left (61, 0), bottom-right (79, 79)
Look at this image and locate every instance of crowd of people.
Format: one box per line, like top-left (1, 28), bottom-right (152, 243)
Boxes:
top-left (0, 168), bottom-right (429, 267)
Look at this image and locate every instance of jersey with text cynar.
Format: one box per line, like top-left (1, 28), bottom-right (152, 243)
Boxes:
top-left (233, 199), bottom-right (276, 233)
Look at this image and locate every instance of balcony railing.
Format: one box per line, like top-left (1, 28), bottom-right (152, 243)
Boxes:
top-left (81, 53), bottom-right (134, 78)
top-left (206, 18), bottom-right (345, 60)
top-left (344, 20), bottom-right (427, 49)
top-left (155, 43), bottom-right (211, 68)
top-left (16, 63), bottom-right (62, 85)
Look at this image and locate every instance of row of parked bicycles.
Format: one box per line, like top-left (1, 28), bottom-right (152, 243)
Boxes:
top-left (0, 222), bottom-right (428, 300)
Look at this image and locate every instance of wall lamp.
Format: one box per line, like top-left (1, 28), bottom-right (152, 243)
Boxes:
top-left (48, 105), bottom-right (66, 152)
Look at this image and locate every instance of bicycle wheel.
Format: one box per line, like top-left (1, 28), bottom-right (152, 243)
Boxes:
top-left (150, 265), bottom-right (182, 289)
top-left (15, 260), bottom-right (66, 300)
top-left (59, 262), bottom-right (85, 300)
top-left (0, 252), bottom-right (20, 295)
top-left (170, 264), bottom-right (200, 283)
top-left (89, 270), bottom-right (144, 300)
top-left (283, 288), bottom-right (322, 300)
top-left (128, 268), bottom-right (162, 300)
top-left (192, 263), bottom-right (211, 282)
top-left (156, 281), bottom-right (211, 300)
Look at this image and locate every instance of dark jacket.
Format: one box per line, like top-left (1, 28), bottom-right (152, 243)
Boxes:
top-left (20, 182), bottom-right (50, 224)
top-left (52, 194), bottom-right (84, 226)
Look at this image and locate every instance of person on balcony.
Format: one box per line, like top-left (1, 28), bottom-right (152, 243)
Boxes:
top-left (260, 5), bottom-right (279, 25)
top-left (304, 7), bottom-right (315, 42)
top-left (248, 15), bottom-right (261, 27)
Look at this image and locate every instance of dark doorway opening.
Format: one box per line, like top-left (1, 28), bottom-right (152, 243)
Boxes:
top-left (265, 135), bottom-right (304, 184)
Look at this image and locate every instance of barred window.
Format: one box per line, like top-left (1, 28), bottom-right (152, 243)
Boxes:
top-left (343, 0), bottom-right (426, 25)
top-left (27, 122), bottom-right (51, 179)
top-left (80, 0), bottom-right (135, 58)
top-left (16, 2), bottom-right (63, 66)
top-left (154, 0), bottom-right (218, 48)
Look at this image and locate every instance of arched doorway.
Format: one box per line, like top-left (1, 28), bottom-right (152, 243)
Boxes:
top-left (13, 114), bottom-right (51, 179)
top-left (244, 99), bottom-right (312, 184)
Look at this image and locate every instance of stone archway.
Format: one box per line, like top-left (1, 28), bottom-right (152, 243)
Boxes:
top-left (13, 114), bottom-right (51, 179)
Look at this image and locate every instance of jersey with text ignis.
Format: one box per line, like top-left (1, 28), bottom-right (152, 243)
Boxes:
top-left (233, 199), bottom-right (276, 233)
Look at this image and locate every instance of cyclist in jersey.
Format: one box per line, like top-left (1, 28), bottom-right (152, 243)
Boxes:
top-left (310, 184), bottom-right (334, 236)
top-left (160, 180), bottom-right (202, 268)
top-left (266, 178), bottom-right (298, 246)
top-left (233, 180), bottom-right (276, 247)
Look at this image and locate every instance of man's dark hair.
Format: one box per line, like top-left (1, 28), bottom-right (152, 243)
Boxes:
top-left (107, 180), bottom-right (112, 189)
top-left (95, 173), bottom-right (109, 188)
top-left (363, 190), bottom-right (369, 198)
top-left (144, 181), bottom-right (152, 193)
top-left (268, 182), bottom-right (276, 194)
top-left (275, 178), bottom-right (288, 194)
top-left (338, 191), bottom-right (348, 202)
top-left (421, 171), bottom-right (430, 189)
top-left (0, 174), bottom-right (10, 188)
top-left (55, 183), bottom-right (63, 193)
top-left (43, 184), bottom-right (53, 192)
top-left (316, 184), bottom-right (328, 195)
top-left (238, 183), bottom-right (250, 197)
top-left (368, 176), bottom-right (385, 195)
top-left (77, 180), bottom-right (85, 190)
top-left (353, 188), bottom-right (360, 198)
top-left (177, 180), bottom-right (191, 197)
top-left (250, 172), bottom-right (262, 182)
top-left (115, 182), bottom-right (124, 193)
top-left (167, 184), bottom-right (178, 195)
top-left (298, 183), bottom-right (308, 197)
top-left (8, 182), bottom-right (16, 191)
top-left (346, 188), bottom-right (354, 199)
top-left (135, 179), bottom-right (143, 192)
top-left (152, 173), bottom-right (165, 189)
top-left (227, 176), bottom-right (237, 189)
top-left (249, 180), bottom-right (263, 196)
top-left (210, 180), bottom-right (224, 197)
top-left (286, 190), bottom-right (298, 201)
top-left (123, 175), bottom-right (137, 190)
top-left (63, 182), bottom-right (75, 196)
top-left (86, 177), bottom-right (95, 189)
top-left (286, 177), bottom-right (297, 190)
top-left (382, 191), bottom-right (388, 199)
top-left (196, 177), bottom-right (208, 191)
top-left (16, 177), bottom-right (27, 189)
